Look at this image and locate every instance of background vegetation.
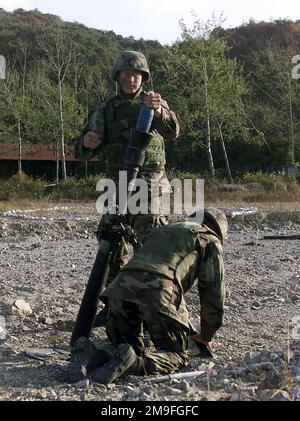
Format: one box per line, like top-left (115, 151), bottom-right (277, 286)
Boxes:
top-left (0, 8), bottom-right (300, 184)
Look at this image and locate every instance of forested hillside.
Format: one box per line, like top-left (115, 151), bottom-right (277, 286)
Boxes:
top-left (0, 8), bottom-right (299, 178)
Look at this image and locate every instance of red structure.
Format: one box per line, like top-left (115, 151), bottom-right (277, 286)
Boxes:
top-left (0, 143), bottom-right (101, 179)
top-left (0, 143), bottom-right (83, 161)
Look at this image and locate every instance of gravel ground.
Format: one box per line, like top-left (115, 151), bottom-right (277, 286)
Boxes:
top-left (0, 205), bottom-right (299, 401)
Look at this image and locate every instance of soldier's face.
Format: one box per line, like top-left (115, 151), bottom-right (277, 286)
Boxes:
top-left (118, 70), bottom-right (143, 96)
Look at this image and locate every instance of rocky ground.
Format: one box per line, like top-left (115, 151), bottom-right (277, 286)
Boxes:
top-left (0, 204), bottom-right (299, 401)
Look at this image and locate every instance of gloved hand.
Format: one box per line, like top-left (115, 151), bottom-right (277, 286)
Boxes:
top-left (144, 91), bottom-right (162, 118)
top-left (83, 131), bottom-right (102, 149)
top-left (190, 335), bottom-right (214, 359)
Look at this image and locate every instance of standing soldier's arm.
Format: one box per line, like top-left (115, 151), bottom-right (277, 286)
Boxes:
top-left (154, 99), bottom-right (180, 140)
top-left (74, 105), bottom-right (106, 160)
top-left (144, 91), bottom-right (180, 140)
top-left (197, 240), bottom-right (225, 343)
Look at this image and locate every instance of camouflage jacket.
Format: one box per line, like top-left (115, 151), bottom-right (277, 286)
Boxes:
top-left (74, 89), bottom-right (179, 181)
top-left (102, 222), bottom-right (225, 341)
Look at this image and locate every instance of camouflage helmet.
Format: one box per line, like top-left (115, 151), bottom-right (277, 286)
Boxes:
top-left (111, 51), bottom-right (150, 82)
top-left (203, 208), bottom-right (228, 243)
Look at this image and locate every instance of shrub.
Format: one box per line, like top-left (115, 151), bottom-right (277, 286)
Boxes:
top-left (2, 172), bottom-right (45, 200)
top-left (0, 171), bottom-right (298, 203)
top-left (48, 174), bottom-right (106, 200)
top-left (241, 171), bottom-right (298, 192)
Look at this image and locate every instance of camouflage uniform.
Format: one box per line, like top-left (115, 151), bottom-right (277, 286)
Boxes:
top-left (74, 51), bottom-right (179, 276)
top-left (101, 220), bottom-right (225, 375)
top-left (74, 88), bottom-right (179, 180)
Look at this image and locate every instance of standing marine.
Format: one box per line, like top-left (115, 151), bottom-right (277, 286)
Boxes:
top-left (74, 51), bottom-right (180, 324)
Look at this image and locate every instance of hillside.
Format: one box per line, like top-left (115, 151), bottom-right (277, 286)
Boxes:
top-left (0, 9), bottom-right (299, 175)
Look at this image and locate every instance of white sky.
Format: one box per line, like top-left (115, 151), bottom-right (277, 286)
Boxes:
top-left (0, 0), bottom-right (299, 44)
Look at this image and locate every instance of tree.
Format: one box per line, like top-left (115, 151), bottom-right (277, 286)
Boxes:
top-left (157, 15), bottom-right (248, 179)
top-left (209, 56), bottom-right (248, 182)
top-left (0, 48), bottom-right (32, 173)
top-left (250, 42), bottom-right (300, 166)
top-left (30, 68), bottom-right (86, 182)
top-left (38, 23), bottom-right (73, 180)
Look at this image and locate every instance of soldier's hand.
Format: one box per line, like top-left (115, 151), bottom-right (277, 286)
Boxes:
top-left (190, 335), bottom-right (214, 359)
top-left (144, 91), bottom-right (162, 118)
top-left (83, 131), bottom-right (102, 149)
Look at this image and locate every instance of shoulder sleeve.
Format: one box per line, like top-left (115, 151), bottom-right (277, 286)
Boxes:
top-left (87, 104), bottom-right (106, 136)
top-left (74, 122), bottom-right (94, 160)
top-left (74, 103), bottom-right (107, 160)
top-left (153, 98), bottom-right (180, 140)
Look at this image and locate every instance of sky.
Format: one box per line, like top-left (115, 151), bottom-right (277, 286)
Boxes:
top-left (0, 0), bottom-right (299, 44)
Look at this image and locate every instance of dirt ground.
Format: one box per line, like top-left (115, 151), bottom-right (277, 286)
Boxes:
top-left (0, 203), bottom-right (299, 401)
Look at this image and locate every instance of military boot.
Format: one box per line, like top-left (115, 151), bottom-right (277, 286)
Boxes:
top-left (67, 336), bottom-right (110, 383)
top-left (91, 343), bottom-right (138, 384)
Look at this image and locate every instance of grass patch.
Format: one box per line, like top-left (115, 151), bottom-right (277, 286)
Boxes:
top-left (0, 171), bottom-right (299, 212)
top-left (0, 172), bottom-right (106, 202)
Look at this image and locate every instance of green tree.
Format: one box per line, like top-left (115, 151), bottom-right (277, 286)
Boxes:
top-left (158, 16), bottom-right (248, 179)
top-left (30, 68), bottom-right (86, 181)
top-left (0, 48), bottom-right (33, 173)
top-left (250, 42), bottom-right (300, 166)
top-left (38, 23), bottom-right (74, 180)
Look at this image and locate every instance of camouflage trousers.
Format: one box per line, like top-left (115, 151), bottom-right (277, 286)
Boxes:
top-left (100, 213), bottom-right (168, 282)
top-left (104, 298), bottom-right (189, 376)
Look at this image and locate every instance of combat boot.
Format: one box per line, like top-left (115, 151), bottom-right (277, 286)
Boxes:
top-left (67, 336), bottom-right (110, 383)
top-left (91, 343), bottom-right (138, 384)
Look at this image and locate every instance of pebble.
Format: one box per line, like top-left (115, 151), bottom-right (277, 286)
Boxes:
top-left (126, 387), bottom-right (140, 397)
top-left (39, 391), bottom-right (47, 399)
top-left (166, 387), bottom-right (182, 395)
top-left (30, 242), bottom-right (41, 249)
top-left (48, 388), bottom-right (57, 397)
top-left (39, 316), bottom-right (53, 325)
top-left (22, 326), bottom-right (30, 332)
top-left (25, 347), bottom-right (55, 361)
top-left (11, 300), bottom-right (33, 317)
